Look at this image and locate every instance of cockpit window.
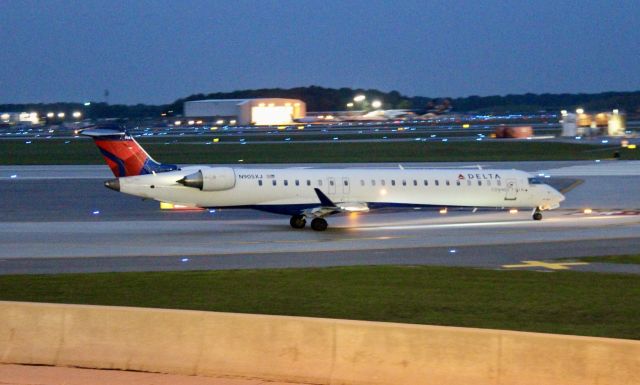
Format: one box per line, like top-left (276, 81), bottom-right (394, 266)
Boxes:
top-left (528, 177), bottom-right (543, 185)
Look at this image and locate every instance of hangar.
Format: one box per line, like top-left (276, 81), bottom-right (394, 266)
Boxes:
top-left (183, 98), bottom-right (306, 126)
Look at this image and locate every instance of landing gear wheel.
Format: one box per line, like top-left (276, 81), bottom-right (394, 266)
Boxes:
top-left (310, 217), bottom-right (328, 231)
top-left (290, 215), bottom-right (306, 229)
top-left (532, 210), bottom-right (543, 221)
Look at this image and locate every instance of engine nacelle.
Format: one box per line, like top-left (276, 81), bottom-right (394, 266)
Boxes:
top-left (177, 167), bottom-right (236, 191)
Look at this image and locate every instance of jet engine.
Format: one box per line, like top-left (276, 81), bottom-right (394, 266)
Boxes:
top-left (177, 167), bottom-right (236, 191)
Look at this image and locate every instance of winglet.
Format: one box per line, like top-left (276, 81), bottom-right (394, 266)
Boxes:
top-left (314, 188), bottom-right (336, 207)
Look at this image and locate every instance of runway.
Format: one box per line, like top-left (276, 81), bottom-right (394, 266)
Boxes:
top-left (1, 161), bottom-right (639, 274)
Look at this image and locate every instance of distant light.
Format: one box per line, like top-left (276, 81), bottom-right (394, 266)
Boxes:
top-left (346, 102), bottom-right (354, 108)
top-left (583, 208), bottom-right (593, 214)
top-left (187, 120), bottom-right (195, 125)
top-left (576, 108), bottom-right (584, 114)
top-left (575, 136), bottom-right (582, 140)
top-left (57, 112), bottom-right (65, 118)
top-left (10, 174), bottom-right (17, 179)
top-left (462, 123), bottom-right (470, 128)
top-left (25, 141), bottom-right (31, 144)
top-left (84, 102), bottom-right (91, 106)
top-left (174, 120), bottom-right (182, 125)
top-left (216, 119), bottom-right (224, 125)
top-left (229, 120), bottom-right (237, 125)
top-left (601, 139), bottom-right (609, 144)
top-left (628, 144), bottom-right (637, 149)
top-left (441, 138), bottom-right (448, 142)
top-left (371, 100), bottom-right (382, 109)
top-left (238, 159), bottom-right (244, 162)
top-left (613, 109), bottom-right (619, 115)
top-left (560, 110), bottom-right (568, 116)
top-left (449, 249), bottom-right (457, 253)
top-left (0, 113), bottom-right (9, 121)
top-left (595, 159), bottom-right (601, 163)
top-left (509, 209), bottom-right (518, 214)
top-left (92, 210), bottom-right (100, 215)
top-left (353, 94), bottom-right (366, 102)
top-left (208, 209), bottom-right (216, 213)
top-left (439, 208), bottom-right (448, 214)
top-left (72, 111), bottom-right (82, 119)
top-left (213, 138), bottom-right (219, 142)
top-left (196, 120), bottom-right (203, 124)
top-left (181, 258), bottom-right (190, 262)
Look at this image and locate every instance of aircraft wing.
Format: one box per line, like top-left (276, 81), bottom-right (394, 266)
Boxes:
top-left (303, 188), bottom-right (370, 218)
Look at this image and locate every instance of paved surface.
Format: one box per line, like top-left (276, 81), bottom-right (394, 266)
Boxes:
top-left (0, 364), bottom-right (303, 385)
top-left (0, 161), bottom-right (639, 275)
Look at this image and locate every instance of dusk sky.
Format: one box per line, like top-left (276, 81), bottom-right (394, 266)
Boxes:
top-left (2, 0), bottom-right (639, 105)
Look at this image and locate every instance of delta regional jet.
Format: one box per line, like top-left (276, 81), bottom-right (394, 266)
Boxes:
top-left (83, 128), bottom-right (565, 231)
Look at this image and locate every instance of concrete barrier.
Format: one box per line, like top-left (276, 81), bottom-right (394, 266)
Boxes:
top-left (1, 301), bottom-right (639, 385)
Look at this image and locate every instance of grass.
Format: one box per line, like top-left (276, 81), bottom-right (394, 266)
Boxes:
top-left (1, 265), bottom-right (639, 339)
top-left (567, 255), bottom-right (640, 264)
top-left (1, 138), bottom-right (637, 164)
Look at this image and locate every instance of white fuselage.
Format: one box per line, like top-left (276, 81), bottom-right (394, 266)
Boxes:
top-left (115, 166), bottom-right (565, 216)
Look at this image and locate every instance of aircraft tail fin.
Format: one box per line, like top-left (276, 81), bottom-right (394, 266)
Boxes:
top-left (81, 127), bottom-right (178, 177)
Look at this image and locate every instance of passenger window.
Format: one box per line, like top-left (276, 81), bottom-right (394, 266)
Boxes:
top-left (413, 180), bottom-right (417, 186)
top-left (258, 180), bottom-right (263, 186)
top-left (402, 180), bottom-right (406, 186)
top-left (423, 180), bottom-right (428, 186)
top-left (344, 180), bottom-right (348, 186)
top-left (295, 180), bottom-right (300, 186)
top-left (478, 181), bottom-right (482, 186)
top-left (435, 180), bottom-right (439, 186)
top-left (329, 180), bottom-right (334, 186)
top-left (360, 180), bottom-right (365, 186)
top-left (456, 180), bottom-right (461, 186)
top-left (307, 180), bottom-right (311, 186)
top-left (318, 180), bottom-right (323, 186)
top-left (284, 180), bottom-right (288, 186)
top-left (372, 179), bottom-right (376, 186)
top-left (272, 180), bottom-right (277, 186)
top-left (391, 180), bottom-right (396, 186)
top-left (445, 180), bottom-right (450, 186)
top-left (381, 180), bottom-right (386, 186)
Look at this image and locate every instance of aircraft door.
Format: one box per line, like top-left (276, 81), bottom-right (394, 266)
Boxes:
top-left (342, 177), bottom-right (350, 195)
top-left (342, 177), bottom-right (350, 201)
top-left (328, 177), bottom-right (336, 195)
top-left (505, 179), bottom-right (517, 200)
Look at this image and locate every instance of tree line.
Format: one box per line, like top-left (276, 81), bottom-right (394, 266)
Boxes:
top-left (2, 87), bottom-right (639, 119)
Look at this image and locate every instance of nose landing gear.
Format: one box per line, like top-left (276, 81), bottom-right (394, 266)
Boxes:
top-left (532, 207), bottom-right (543, 221)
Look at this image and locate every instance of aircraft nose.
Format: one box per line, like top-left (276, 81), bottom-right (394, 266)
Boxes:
top-left (104, 178), bottom-right (120, 192)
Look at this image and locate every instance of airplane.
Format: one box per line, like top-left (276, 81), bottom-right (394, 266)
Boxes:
top-left (82, 128), bottom-right (565, 231)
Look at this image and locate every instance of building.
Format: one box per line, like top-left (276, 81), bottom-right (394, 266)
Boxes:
top-left (183, 98), bottom-right (306, 126)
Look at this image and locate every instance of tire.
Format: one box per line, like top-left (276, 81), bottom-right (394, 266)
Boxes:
top-left (290, 215), bottom-right (306, 229)
top-left (310, 217), bottom-right (328, 231)
top-left (533, 212), bottom-right (542, 221)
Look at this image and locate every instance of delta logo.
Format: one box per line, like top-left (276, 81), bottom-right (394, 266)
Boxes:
top-left (458, 174), bottom-right (465, 180)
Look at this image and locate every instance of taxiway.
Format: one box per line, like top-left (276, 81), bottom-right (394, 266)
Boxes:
top-left (0, 161), bottom-right (638, 274)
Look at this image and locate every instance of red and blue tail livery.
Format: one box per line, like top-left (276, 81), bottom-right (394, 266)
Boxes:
top-left (82, 128), bottom-right (178, 177)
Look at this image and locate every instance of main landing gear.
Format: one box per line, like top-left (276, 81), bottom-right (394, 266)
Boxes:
top-left (310, 218), bottom-right (328, 231)
top-left (289, 215), bottom-right (328, 231)
top-left (532, 207), bottom-right (543, 221)
top-left (290, 214), bottom-right (306, 229)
